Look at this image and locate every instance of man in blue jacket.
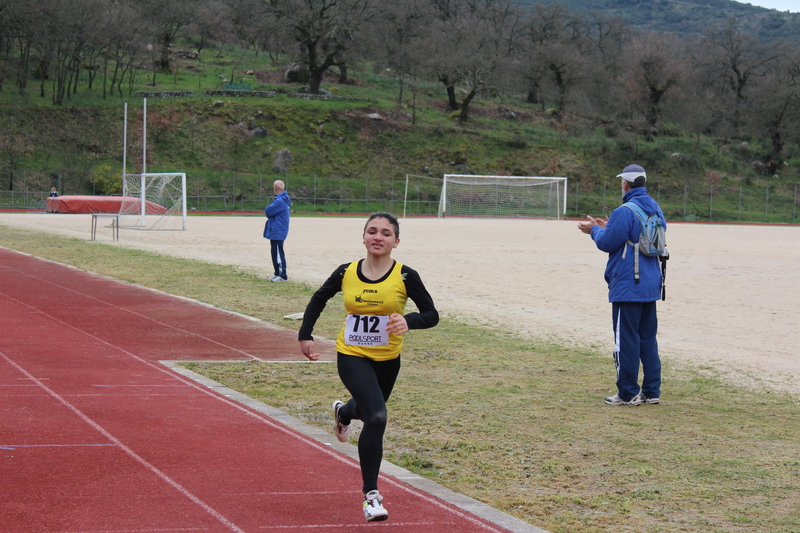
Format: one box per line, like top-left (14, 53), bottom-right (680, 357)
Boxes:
top-left (264, 180), bottom-right (292, 282)
top-left (578, 164), bottom-right (666, 406)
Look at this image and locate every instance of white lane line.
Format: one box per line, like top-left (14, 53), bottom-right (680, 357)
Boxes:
top-left (1, 443), bottom-right (116, 450)
top-left (0, 350), bottom-right (247, 533)
top-left (0, 258), bottom-right (266, 361)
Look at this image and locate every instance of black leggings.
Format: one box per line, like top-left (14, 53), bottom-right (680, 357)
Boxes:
top-left (336, 353), bottom-right (401, 494)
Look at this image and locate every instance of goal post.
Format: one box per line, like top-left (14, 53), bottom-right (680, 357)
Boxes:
top-left (118, 172), bottom-right (187, 230)
top-left (402, 174), bottom-right (443, 217)
top-left (438, 174), bottom-right (568, 219)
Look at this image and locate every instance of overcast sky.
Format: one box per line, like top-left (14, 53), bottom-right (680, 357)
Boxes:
top-left (740, 0), bottom-right (799, 12)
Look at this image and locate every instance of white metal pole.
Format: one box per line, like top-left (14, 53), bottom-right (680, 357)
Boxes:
top-left (555, 180), bottom-right (560, 219)
top-left (140, 98), bottom-right (147, 226)
top-left (403, 174), bottom-right (409, 218)
top-left (441, 176), bottom-right (447, 217)
top-left (122, 103), bottom-right (127, 178)
top-left (181, 173), bottom-right (187, 230)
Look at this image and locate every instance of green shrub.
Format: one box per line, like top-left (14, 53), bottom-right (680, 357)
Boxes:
top-left (88, 164), bottom-right (122, 195)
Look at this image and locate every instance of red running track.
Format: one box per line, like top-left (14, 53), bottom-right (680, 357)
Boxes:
top-left (0, 248), bottom-right (541, 533)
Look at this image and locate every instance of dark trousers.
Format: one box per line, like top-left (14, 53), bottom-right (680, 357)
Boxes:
top-left (270, 239), bottom-right (286, 279)
top-left (612, 301), bottom-right (661, 401)
top-left (336, 353), bottom-right (401, 494)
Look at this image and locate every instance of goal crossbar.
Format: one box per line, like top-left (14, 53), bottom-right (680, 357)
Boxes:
top-left (438, 174), bottom-right (568, 219)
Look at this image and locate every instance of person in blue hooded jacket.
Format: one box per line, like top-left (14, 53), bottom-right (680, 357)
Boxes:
top-left (578, 164), bottom-right (666, 406)
top-left (264, 180), bottom-right (292, 282)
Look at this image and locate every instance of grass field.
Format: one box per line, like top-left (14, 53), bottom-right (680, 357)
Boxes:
top-left (2, 224), bottom-right (799, 533)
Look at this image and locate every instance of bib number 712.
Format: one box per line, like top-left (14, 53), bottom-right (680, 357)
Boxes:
top-left (344, 314), bottom-right (389, 346)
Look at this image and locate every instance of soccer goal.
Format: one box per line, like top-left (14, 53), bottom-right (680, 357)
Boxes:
top-left (401, 174), bottom-right (444, 217)
top-left (118, 173), bottom-right (187, 230)
top-left (437, 174), bottom-right (568, 219)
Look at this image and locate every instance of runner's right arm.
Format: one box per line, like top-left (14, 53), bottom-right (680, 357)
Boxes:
top-left (298, 263), bottom-right (349, 341)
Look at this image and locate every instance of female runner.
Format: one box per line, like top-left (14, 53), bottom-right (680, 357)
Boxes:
top-left (298, 212), bottom-right (439, 522)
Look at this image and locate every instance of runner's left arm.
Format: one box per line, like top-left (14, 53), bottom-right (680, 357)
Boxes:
top-left (400, 265), bottom-right (439, 330)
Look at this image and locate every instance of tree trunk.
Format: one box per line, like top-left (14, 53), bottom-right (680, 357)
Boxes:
top-left (102, 54), bottom-right (108, 99)
top-left (38, 59), bottom-right (47, 98)
top-left (446, 85), bottom-right (459, 110)
top-left (16, 42), bottom-right (30, 93)
top-left (337, 61), bottom-right (348, 84)
top-left (307, 68), bottom-right (324, 94)
top-left (645, 84), bottom-right (668, 142)
top-left (159, 33), bottom-right (172, 73)
top-left (397, 75), bottom-right (404, 104)
top-left (770, 130), bottom-right (784, 161)
top-left (526, 82), bottom-right (540, 104)
top-left (459, 88), bottom-right (476, 124)
top-left (439, 74), bottom-right (459, 110)
top-left (303, 39), bottom-right (341, 94)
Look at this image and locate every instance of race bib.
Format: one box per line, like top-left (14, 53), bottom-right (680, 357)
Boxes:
top-left (344, 314), bottom-right (390, 347)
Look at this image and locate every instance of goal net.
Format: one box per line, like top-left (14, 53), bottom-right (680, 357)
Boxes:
top-left (401, 174), bottom-right (443, 217)
top-left (438, 174), bottom-right (568, 219)
top-left (118, 173), bottom-right (187, 230)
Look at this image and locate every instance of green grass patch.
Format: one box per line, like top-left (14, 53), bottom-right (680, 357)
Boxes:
top-left (3, 225), bottom-right (800, 533)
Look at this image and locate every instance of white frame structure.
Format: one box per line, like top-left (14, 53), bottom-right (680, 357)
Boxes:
top-left (402, 173), bottom-right (443, 217)
top-left (119, 172), bottom-right (187, 230)
top-left (438, 174), bottom-right (568, 219)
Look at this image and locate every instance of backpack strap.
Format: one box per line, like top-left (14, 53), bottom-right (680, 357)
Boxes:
top-left (622, 202), bottom-right (645, 284)
top-left (622, 202), bottom-right (669, 294)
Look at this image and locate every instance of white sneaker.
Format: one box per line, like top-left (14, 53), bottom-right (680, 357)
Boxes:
top-left (331, 401), bottom-right (351, 442)
top-left (362, 490), bottom-right (388, 522)
top-left (604, 394), bottom-right (642, 406)
top-left (269, 276), bottom-right (287, 282)
top-left (640, 394), bottom-right (661, 404)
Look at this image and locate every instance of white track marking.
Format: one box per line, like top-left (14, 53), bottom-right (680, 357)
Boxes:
top-left (0, 350), bottom-right (247, 533)
top-left (0, 259), bottom-right (267, 361)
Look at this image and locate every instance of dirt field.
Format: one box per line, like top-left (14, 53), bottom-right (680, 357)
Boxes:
top-left (3, 212), bottom-right (798, 395)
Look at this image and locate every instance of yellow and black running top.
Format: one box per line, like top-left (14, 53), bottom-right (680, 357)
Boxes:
top-left (299, 260), bottom-right (438, 361)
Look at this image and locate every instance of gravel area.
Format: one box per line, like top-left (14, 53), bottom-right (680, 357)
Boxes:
top-left (3, 212), bottom-right (798, 395)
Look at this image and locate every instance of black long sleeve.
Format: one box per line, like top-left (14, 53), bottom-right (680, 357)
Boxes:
top-left (399, 264), bottom-right (439, 330)
top-left (297, 261), bottom-right (438, 341)
top-left (297, 263), bottom-right (349, 341)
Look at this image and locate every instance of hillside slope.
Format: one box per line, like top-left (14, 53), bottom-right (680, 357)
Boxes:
top-left (524, 0), bottom-right (800, 44)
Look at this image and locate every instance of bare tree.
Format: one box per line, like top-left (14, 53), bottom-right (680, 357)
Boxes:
top-left (132, 0), bottom-right (197, 75)
top-left (369, 0), bottom-right (435, 103)
top-left (0, 0), bottom-right (39, 94)
top-left (226, 0), bottom-right (281, 58)
top-left (620, 33), bottom-right (686, 141)
top-left (31, 0), bottom-right (106, 105)
top-left (97, 1), bottom-right (145, 98)
top-left (0, 0), bottom-right (16, 91)
top-left (255, 0), bottom-right (376, 94)
top-left (192, 1), bottom-right (236, 55)
top-left (688, 19), bottom-right (780, 137)
top-left (423, 0), bottom-right (463, 110)
top-left (581, 13), bottom-right (630, 116)
top-left (516, 4), bottom-right (596, 118)
top-left (745, 49), bottom-right (800, 162)
top-left (423, 0), bottom-right (521, 123)
top-left (0, 110), bottom-right (34, 190)
top-left (517, 4), bottom-right (575, 110)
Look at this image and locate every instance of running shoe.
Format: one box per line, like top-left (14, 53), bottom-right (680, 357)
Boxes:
top-left (363, 490), bottom-right (388, 522)
top-left (604, 394), bottom-right (642, 406)
top-left (639, 394), bottom-right (660, 404)
top-left (269, 276), bottom-right (287, 282)
top-left (331, 400), bottom-right (351, 442)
